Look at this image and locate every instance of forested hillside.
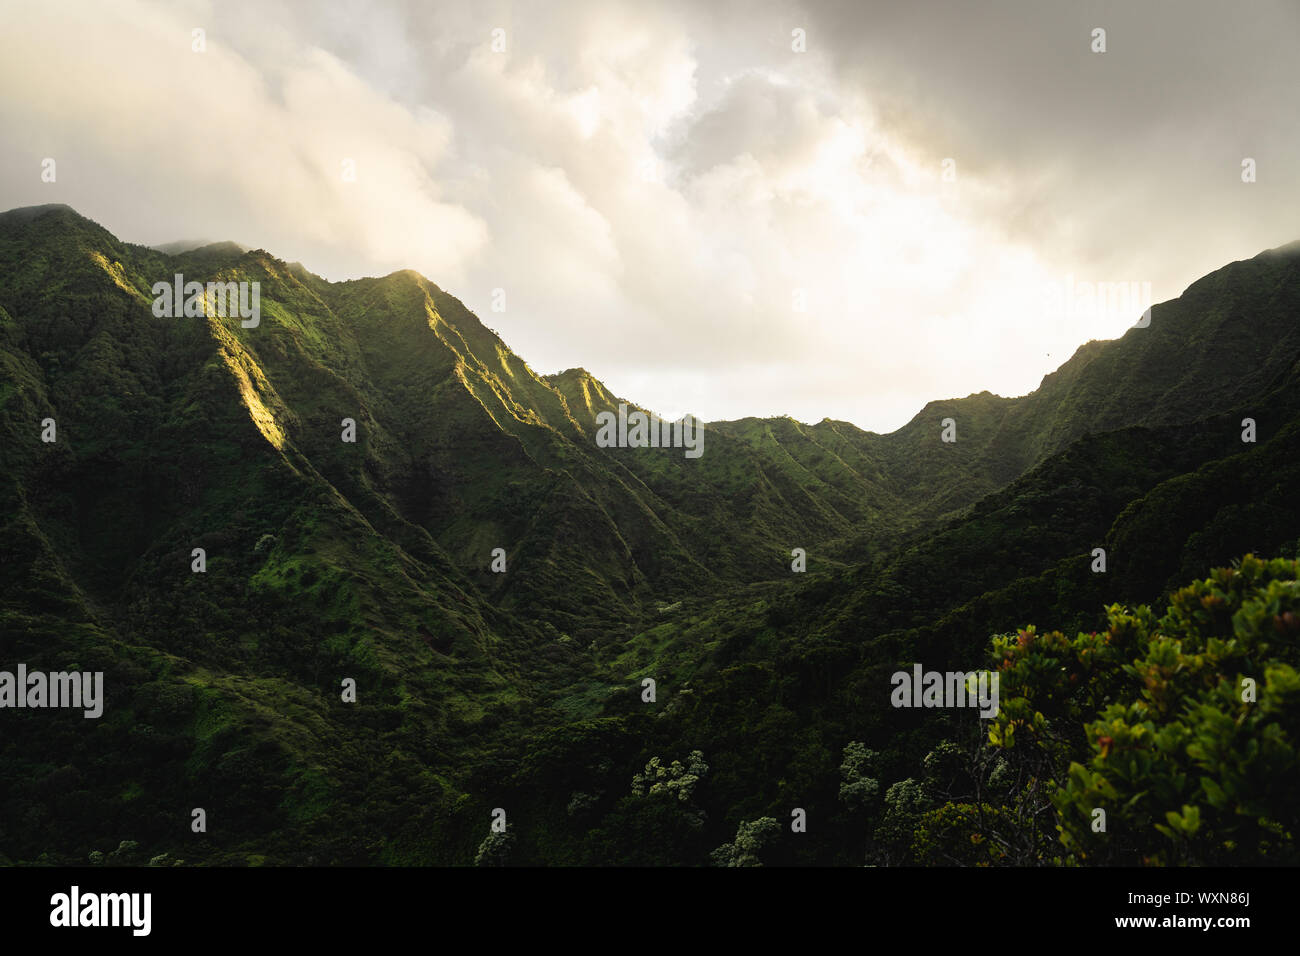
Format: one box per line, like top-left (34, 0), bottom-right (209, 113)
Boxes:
top-left (1, 203), bottom-right (1296, 865)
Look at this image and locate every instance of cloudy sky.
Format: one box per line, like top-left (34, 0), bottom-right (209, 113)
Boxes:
top-left (2, 0), bottom-right (1296, 431)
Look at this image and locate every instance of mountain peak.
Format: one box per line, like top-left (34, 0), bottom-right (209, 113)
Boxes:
top-left (152, 239), bottom-right (250, 256)
top-left (544, 367), bottom-right (621, 420)
top-left (0, 202), bottom-right (81, 223)
top-left (548, 366), bottom-right (596, 381)
top-left (1260, 238), bottom-right (1300, 259)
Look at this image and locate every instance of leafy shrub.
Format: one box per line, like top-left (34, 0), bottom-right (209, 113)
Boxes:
top-left (988, 555), bottom-right (1300, 864)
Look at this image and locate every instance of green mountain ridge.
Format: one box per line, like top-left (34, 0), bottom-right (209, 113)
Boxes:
top-left (1, 202), bottom-right (1298, 865)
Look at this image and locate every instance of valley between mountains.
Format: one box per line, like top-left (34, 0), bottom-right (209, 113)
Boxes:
top-left (2, 203), bottom-right (1298, 865)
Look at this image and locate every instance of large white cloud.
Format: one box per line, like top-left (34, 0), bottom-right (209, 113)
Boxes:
top-left (0, 0), bottom-right (1294, 430)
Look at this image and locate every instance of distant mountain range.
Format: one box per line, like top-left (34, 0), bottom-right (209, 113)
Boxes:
top-left (2, 203), bottom-right (1297, 865)
top-left (149, 239), bottom-right (250, 257)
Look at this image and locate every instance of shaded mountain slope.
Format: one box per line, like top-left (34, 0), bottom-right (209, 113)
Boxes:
top-left (1, 202), bottom-right (1298, 866)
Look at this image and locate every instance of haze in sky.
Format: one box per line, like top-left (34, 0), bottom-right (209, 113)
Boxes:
top-left (1, 0), bottom-right (1296, 430)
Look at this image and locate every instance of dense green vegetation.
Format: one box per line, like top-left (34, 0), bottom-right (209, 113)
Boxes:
top-left (895, 555), bottom-right (1300, 866)
top-left (1, 204), bottom-right (1297, 865)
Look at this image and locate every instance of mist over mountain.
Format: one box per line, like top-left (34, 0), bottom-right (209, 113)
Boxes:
top-left (150, 240), bottom-right (251, 257)
top-left (1, 203), bottom-right (1298, 866)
